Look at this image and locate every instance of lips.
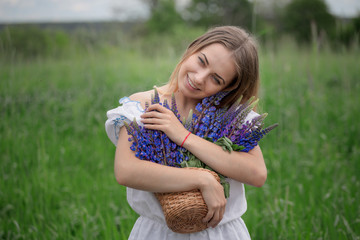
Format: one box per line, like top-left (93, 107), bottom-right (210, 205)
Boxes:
top-left (187, 75), bottom-right (199, 90)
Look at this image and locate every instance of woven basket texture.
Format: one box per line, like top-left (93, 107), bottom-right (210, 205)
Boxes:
top-left (155, 168), bottom-right (220, 233)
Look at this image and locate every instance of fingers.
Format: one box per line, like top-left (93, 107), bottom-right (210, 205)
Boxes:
top-left (141, 118), bottom-right (164, 126)
top-left (208, 211), bottom-right (220, 228)
top-left (141, 110), bottom-right (171, 128)
top-left (200, 172), bottom-right (227, 228)
top-left (211, 203), bottom-right (226, 228)
top-left (140, 103), bottom-right (187, 144)
top-left (141, 111), bottom-right (166, 121)
top-left (203, 209), bottom-right (214, 224)
top-left (145, 103), bottom-right (170, 113)
top-left (141, 104), bottom-right (172, 122)
top-left (203, 200), bottom-right (226, 228)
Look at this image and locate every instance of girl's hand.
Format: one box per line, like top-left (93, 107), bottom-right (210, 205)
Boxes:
top-left (199, 171), bottom-right (227, 228)
top-left (140, 104), bottom-right (189, 146)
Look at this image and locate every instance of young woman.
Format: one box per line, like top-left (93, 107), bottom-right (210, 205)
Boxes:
top-left (105, 26), bottom-right (266, 239)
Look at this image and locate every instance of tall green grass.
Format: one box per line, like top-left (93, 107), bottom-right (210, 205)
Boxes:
top-left (1, 38), bottom-right (359, 239)
top-left (245, 44), bottom-right (360, 239)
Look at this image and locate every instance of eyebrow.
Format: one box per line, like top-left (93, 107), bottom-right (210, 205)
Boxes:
top-left (201, 52), bottom-right (226, 85)
top-left (201, 53), bottom-right (209, 65)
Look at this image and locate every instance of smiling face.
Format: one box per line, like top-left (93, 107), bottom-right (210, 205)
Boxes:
top-left (177, 43), bottom-right (237, 101)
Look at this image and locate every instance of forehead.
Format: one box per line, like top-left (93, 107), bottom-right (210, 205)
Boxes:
top-left (199, 43), bottom-right (232, 58)
top-left (199, 43), bottom-right (237, 83)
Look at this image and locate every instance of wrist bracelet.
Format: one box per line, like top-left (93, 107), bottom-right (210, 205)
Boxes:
top-left (180, 132), bottom-right (191, 147)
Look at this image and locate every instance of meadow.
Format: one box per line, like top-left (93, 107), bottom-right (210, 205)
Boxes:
top-left (0, 28), bottom-right (359, 239)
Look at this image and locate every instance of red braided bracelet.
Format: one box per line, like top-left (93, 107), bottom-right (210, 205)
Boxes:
top-left (180, 132), bottom-right (191, 147)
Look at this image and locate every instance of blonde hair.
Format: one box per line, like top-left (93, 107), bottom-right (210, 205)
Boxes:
top-left (166, 26), bottom-right (259, 107)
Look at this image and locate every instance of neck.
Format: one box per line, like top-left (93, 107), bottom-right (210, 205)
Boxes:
top-left (174, 91), bottom-right (198, 109)
top-left (174, 90), bottom-right (199, 121)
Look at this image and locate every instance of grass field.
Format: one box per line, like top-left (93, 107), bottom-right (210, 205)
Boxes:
top-left (1, 36), bottom-right (359, 239)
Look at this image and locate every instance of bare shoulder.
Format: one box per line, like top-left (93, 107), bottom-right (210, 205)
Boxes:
top-left (129, 90), bottom-right (154, 109)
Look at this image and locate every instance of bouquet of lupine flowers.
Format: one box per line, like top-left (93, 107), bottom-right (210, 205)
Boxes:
top-left (124, 89), bottom-right (277, 233)
top-left (124, 89), bottom-right (278, 198)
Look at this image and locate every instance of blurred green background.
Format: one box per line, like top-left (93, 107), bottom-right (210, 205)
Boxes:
top-left (1, 0), bottom-right (359, 239)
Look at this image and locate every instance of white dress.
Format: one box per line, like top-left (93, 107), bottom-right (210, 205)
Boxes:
top-left (105, 97), bottom-right (259, 240)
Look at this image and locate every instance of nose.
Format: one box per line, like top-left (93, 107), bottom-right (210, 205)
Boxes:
top-left (193, 69), bottom-right (209, 85)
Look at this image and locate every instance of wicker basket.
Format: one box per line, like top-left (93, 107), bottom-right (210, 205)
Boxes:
top-left (155, 168), bottom-right (220, 233)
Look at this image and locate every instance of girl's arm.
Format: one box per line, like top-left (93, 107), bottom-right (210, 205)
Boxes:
top-left (183, 136), bottom-right (266, 187)
top-left (141, 104), bottom-right (267, 187)
top-left (114, 126), bottom-right (226, 228)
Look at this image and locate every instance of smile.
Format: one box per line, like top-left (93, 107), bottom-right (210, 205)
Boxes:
top-left (187, 75), bottom-right (199, 90)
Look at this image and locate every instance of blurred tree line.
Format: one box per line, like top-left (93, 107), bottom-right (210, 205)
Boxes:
top-left (144, 0), bottom-right (360, 48)
top-left (1, 0), bottom-right (359, 59)
top-left (0, 22), bottom-right (133, 59)
top-left (0, 26), bottom-right (70, 58)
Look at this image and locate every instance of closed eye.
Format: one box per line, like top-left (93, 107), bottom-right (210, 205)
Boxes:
top-left (212, 75), bottom-right (221, 85)
top-left (199, 52), bottom-right (225, 85)
top-left (198, 56), bottom-right (205, 65)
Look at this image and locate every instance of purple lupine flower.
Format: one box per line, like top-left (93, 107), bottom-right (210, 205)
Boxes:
top-left (124, 89), bottom-right (186, 167)
top-left (171, 94), bottom-right (181, 120)
top-left (191, 91), bottom-right (228, 136)
top-left (151, 89), bottom-right (160, 104)
top-left (163, 99), bottom-right (170, 109)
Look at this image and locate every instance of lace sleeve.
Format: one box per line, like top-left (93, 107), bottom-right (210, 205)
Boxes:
top-left (105, 97), bottom-right (144, 146)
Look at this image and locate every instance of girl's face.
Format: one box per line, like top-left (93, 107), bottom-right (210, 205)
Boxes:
top-left (177, 43), bottom-right (237, 101)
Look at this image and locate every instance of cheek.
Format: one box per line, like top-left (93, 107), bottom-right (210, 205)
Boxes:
top-left (182, 57), bottom-right (198, 71)
top-left (204, 84), bottom-right (224, 96)
top-left (178, 65), bottom-right (187, 80)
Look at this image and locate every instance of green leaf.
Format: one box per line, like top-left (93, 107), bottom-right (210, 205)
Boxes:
top-left (185, 109), bottom-right (193, 125)
top-left (222, 181), bottom-right (230, 198)
top-left (179, 161), bottom-right (188, 168)
top-left (203, 136), bottom-right (214, 142)
top-left (231, 144), bottom-right (245, 151)
top-left (185, 154), bottom-right (204, 168)
top-left (215, 137), bottom-right (233, 152)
